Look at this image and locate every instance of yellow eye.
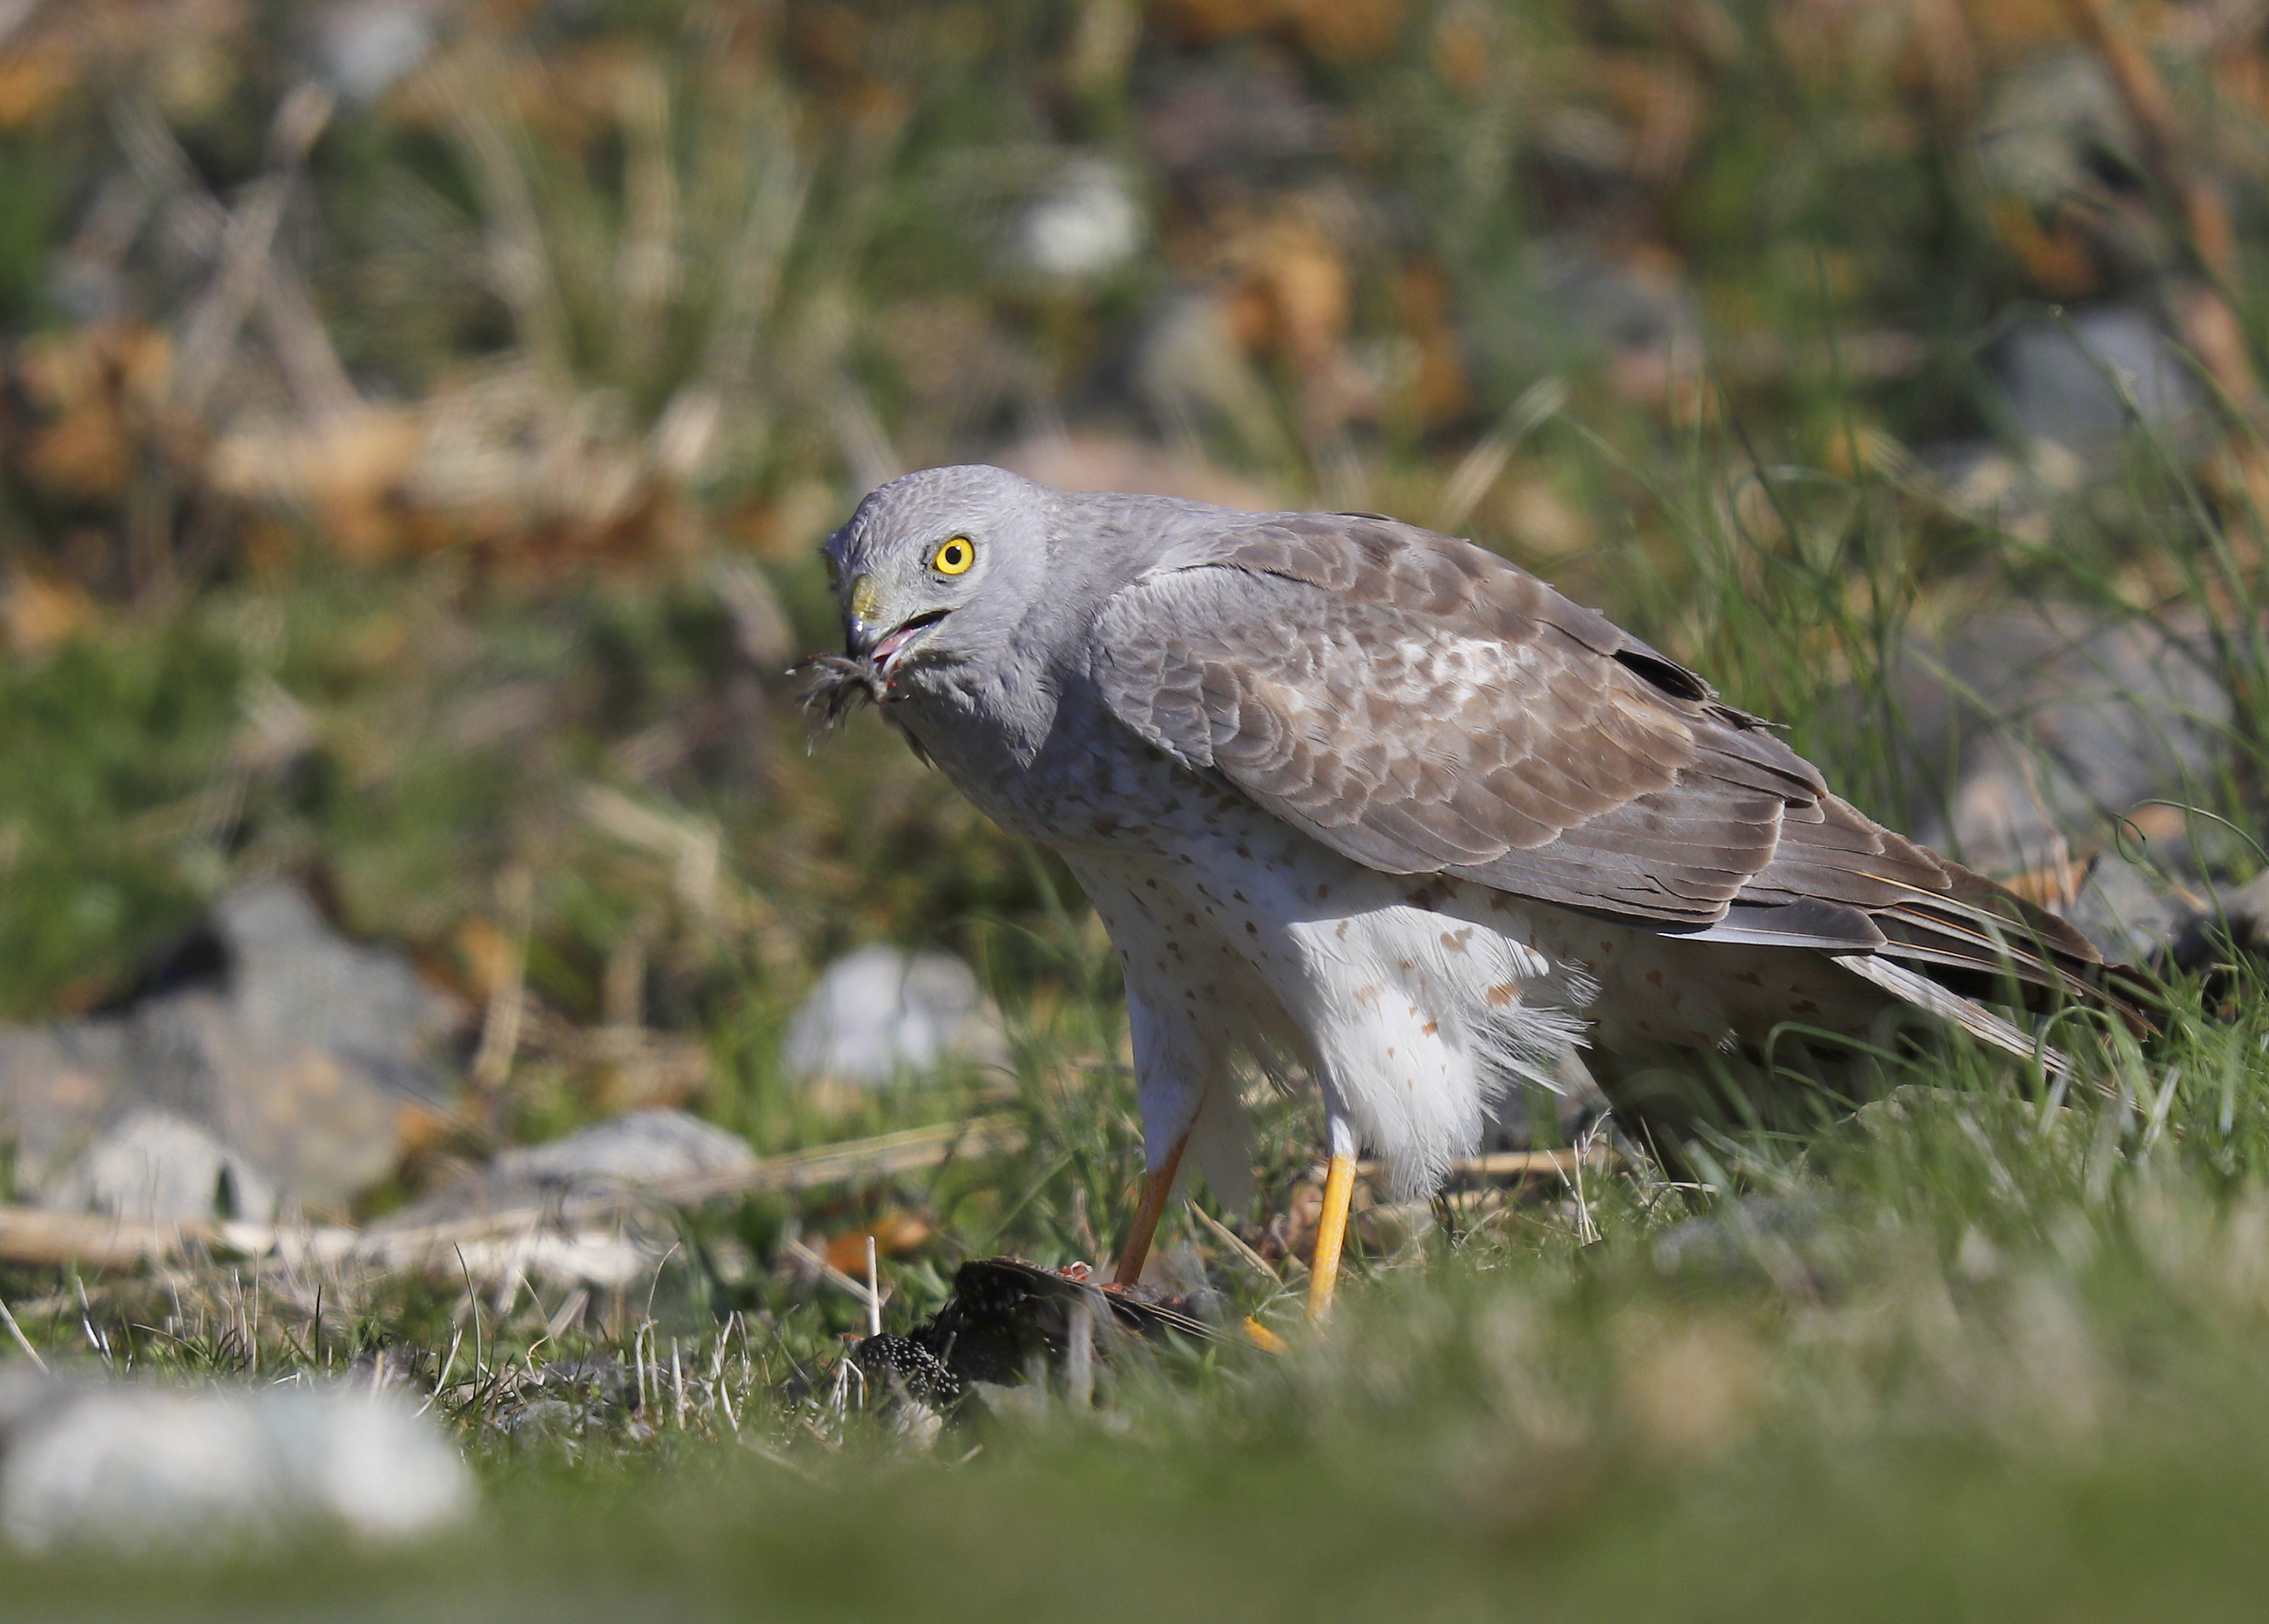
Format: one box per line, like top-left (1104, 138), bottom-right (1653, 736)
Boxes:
top-left (932, 536), bottom-right (975, 575)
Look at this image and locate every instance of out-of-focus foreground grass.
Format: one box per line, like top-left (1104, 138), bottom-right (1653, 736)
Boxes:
top-left (1, 0), bottom-right (2268, 1614)
top-left (17, 1021), bottom-right (2269, 1623)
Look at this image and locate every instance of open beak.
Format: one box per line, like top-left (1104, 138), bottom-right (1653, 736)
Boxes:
top-left (849, 609), bottom-right (948, 682)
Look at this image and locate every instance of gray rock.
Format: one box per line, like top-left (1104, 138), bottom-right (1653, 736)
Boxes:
top-left (0, 1021), bottom-right (128, 1201)
top-left (378, 1108), bottom-right (756, 1226)
top-left (500, 1108), bottom-right (755, 1188)
top-left (1908, 304), bottom-right (2204, 538)
top-left (782, 945), bottom-right (1009, 1088)
top-left (2040, 853), bottom-right (2269, 973)
top-left (1874, 604), bottom-right (2232, 878)
top-left (1138, 55), bottom-right (1338, 186)
top-left (1907, 436), bottom-right (2083, 542)
top-left (213, 881), bottom-right (459, 1115)
top-left (1131, 289), bottom-right (1300, 466)
top-left (1460, 238), bottom-right (1701, 407)
top-left (0, 879), bottom-right (464, 1213)
top-left (42, 1110), bottom-right (278, 1224)
top-left (1534, 241), bottom-right (1699, 370)
top-left (2164, 869), bottom-right (2269, 974)
top-left (0, 1378), bottom-right (473, 1551)
top-left (308, 0), bottom-right (437, 105)
top-left (921, 147), bottom-right (1144, 295)
top-left (1912, 306), bottom-right (2204, 533)
top-left (1652, 1194), bottom-right (1830, 1282)
top-left (2062, 853), bottom-right (2207, 964)
top-left (1987, 304), bottom-right (2203, 458)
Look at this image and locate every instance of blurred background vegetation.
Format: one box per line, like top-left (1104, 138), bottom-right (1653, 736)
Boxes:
top-left (6, 0), bottom-right (2263, 1158)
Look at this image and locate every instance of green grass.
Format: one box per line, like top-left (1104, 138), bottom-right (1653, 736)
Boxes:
top-left (2, 957), bottom-right (2266, 1617)
top-left (14, 1011), bottom-right (2269, 1620)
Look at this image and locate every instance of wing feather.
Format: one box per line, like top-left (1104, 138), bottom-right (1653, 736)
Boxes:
top-left (1093, 509), bottom-right (2147, 1028)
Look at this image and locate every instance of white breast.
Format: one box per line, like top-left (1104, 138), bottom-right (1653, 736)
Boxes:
top-left (1067, 790), bottom-right (1602, 1202)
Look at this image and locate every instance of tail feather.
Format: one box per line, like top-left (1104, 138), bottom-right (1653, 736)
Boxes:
top-left (1866, 869), bottom-right (2155, 1034)
top-left (1831, 950), bottom-right (2070, 1078)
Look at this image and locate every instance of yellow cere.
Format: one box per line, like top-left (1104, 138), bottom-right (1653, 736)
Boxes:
top-left (933, 536), bottom-right (975, 575)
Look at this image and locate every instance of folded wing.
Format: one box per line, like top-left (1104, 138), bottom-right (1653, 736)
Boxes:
top-left (1092, 510), bottom-right (2139, 1025)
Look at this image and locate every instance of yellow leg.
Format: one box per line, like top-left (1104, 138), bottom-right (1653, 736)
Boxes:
top-left (1306, 1152), bottom-right (1357, 1322)
top-left (1113, 1132), bottom-right (1188, 1288)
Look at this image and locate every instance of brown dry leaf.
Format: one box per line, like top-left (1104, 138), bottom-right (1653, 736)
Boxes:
top-left (392, 1099), bottom-right (459, 1160)
top-left (821, 1210), bottom-right (934, 1275)
top-left (207, 407), bottom-right (425, 565)
top-left (22, 400), bottom-right (134, 498)
top-left (0, 39), bottom-right (79, 128)
top-left (2171, 280), bottom-right (2258, 411)
top-left (1430, 1), bottom-right (1500, 94)
top-left (1282, 0), bottom-right (1414, 62)
top-left (12, 323), bottom-right (174, 501)
top-left (1283, 1175), bottom-right (1325, 1258)
top-left (1595, 54), bottom-right (1702, 184)
top-left (405, 365), bottom-right (703, 570)
top-left (1146, 0), bottom-right (1283, 46)
top-left (1000, 432), bottom-right (1282, 511)
top-left (504, 37), bottom-right (650, 154)
top-left (454, 916), bottom-right (520, 1003)
top-left (2005, 855), bottom-right (2085, 910)
top-left (1146, 0), bottom-right (1411, 61)
top-left (1266, 237), bottom-right (1350, 381)
top-left (1954, 0), bottom-right (2090, 66)
top-left (1396, 262), bottom-right (1473, 432)
top-left (1215, 205), bottom-right (1371, 432)
top-left (1282, 1168), bottom-right (1386, 1261)
top-left (1986, 199), bottom-right (2103, 299)
top-left (1906, 0), bottom-right (1981, 108)
top-left (1, 569), bottom-right (94, 659)
top-left (206, 361), bottom-right (706, 570)
top-left (1781, 0), bottom-right (1995, 98)
top-left (2123, 802), bottom-right (2200, 846)
top-left (1495, 471), bottom-right (1597, 562)
top-left (2211, 49), bottom-right (2269, 139)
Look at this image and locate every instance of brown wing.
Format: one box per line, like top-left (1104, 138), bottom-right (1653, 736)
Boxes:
top-left (1093, 511), bottom-right (2133, 1017)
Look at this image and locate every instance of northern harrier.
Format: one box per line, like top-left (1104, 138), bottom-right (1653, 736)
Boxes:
top-left (804, 466), bottom-right (2140, 1318)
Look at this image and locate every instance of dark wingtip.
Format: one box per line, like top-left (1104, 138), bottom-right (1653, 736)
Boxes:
top-left (1611, 645), bottom-right (1714, 704)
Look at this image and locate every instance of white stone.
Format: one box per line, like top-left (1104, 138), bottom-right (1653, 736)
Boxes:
top-left (781, 945), bottom-right (1009, 1088)
top-left (0, 1382), bottom-right (474, 1551)
top-left (311, 0), bottom-right (436, 105)
top-left (372, 1107), bottom-right (759, 1236)
top-left (497, 1107), bottom-right (757, 1187)
top-left (1019, 158), bottom-right (1143, 280)
top-left (42, 1109), bottom-right (278, 1223)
